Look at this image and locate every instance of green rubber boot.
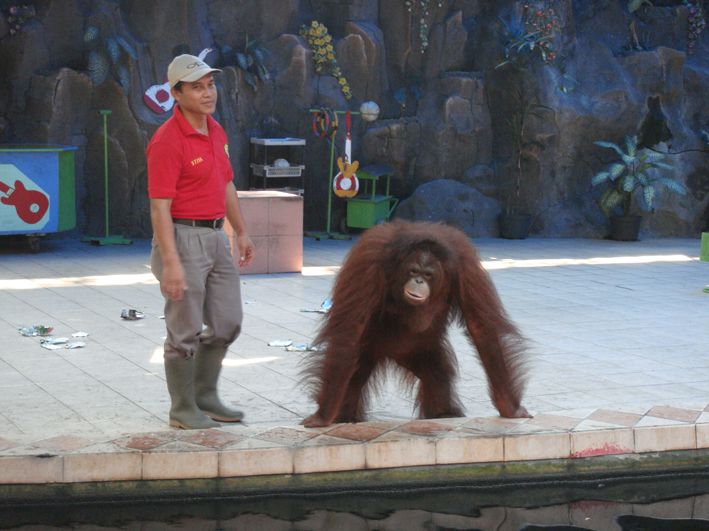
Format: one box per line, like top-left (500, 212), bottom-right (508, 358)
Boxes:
top-left (194, 344), bottom-right (244, 422)
top-left (164, 356), bottom-right (220, 429)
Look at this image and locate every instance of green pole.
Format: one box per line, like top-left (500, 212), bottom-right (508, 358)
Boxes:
top-left (100, 110), bottom-right (111, 238)
top-left (80, 109), bottom-right (130, 245)
top-left (325, 137), bottom-right (336, 234)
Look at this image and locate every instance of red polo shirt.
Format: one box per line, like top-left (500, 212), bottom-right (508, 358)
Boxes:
top-left (147, 105), bottom-right (233, 219)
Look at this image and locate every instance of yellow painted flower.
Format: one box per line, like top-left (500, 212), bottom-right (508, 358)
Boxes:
top-left (315, 38), bottom-right (324, 46)
top-left (325, 35), bottom-right (332, 42)
top-left (311, 21), bottom-right (318, 28)
top-left (317, 27), bottom-right (326, 36)
top-left (327, 53), bottom-right (334, 60)
top-left (339, 77), bottom-right (347, 85)
top-left (326, 44), bottom-right (333, 52)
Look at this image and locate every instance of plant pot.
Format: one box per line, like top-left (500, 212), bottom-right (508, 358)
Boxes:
top-left (498, 213), bottom-right (531, 240)
top-left (610, 215), bottom-right (642, 241)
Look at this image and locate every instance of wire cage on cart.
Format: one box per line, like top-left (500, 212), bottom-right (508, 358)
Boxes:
top-left (249, 138), bottom-right (305, 195)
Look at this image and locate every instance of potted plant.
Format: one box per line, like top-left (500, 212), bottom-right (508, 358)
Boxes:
top-left (495, 3), bottom-right (557, 239)
top-left (591, 135), bottom-right (686, 241)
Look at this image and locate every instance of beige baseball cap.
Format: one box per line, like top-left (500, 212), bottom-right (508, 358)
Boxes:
top-left (167, 54), bottom-right (222, 88)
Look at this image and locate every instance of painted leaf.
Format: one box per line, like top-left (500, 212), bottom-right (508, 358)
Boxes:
top-left (221, 44), bottom-right (232, 54)
top-left (116, 63), bottom-right (131, 96)
top-left (609, 163), bottom-right (626, 180)
top-left (242, 70), bottom-right (257, 90)
top-left (247, 54), bottom-right (254, 67)
top-left (643, 184), bottom-right (656, 207)
top-left (622, 174), bottom-right (636, 192)
top-left (658, 177), bottom-right (686, 194)
top-left (621, 154), bottom-right (636, 166)
top-left (253, 48), bottom-right (266, 66)
top-left (83, 26), bottom-right (99, 43)
top-left (394, 88), bottom-right (406, 103)
top-left (636, 172), bottom-right (649, 186)
top-left (652, 161), bottom-right (673, 171)
top-left (104, 36), bottom-right (120, 64)
top-left (594, 140), bottom-right (624, 156)
top-left (628, 0), bottom-right (644, 12)
top-left (256, 62), bottom-right (268, 83)
top-left (625, 135), bottom-right (637, 157)
top-left (412, 85), bottom-right (422, 100)
top-left (88, 50), bottom-right (109, 84)
top-left (643, 152), bottom-right (664, 160)
top-left (236, 53), bottom-right (248, 70)
top-left (114, 35), bottom-right (137, 60)
top-left (599, 188), bottom-right (622, 217)
top-left (591, 171), bottom-right (610, 186)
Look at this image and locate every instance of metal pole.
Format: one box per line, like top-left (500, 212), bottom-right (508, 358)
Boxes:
top-left (100, 110), bottom-right (112, 238)
top-left (326, 137), bottom-right (335, 234)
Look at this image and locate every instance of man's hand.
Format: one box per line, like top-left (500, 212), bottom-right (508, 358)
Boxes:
top-left (236, 233), bottom-right (255, 268)
top-left (161, 261), bottom-right (188, 301)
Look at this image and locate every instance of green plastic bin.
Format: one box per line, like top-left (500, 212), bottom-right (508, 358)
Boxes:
top-left (344, 164), bottom-right (398, 230)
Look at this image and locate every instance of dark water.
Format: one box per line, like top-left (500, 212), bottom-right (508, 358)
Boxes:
top-left (2, 472), bottom-right (709, 530)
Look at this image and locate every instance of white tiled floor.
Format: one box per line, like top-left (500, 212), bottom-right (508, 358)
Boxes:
top-left (0, 235), bottom-right (708, 447)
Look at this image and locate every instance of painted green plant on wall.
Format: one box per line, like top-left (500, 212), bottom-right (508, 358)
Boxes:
top-left (300, 21), bottom-right (352, 99)
top-left (498, 3), bottom-right (558, 68)
top-left (4, 4), bottom-right (35, 35)
top-left (83, 25), bottom-right (137, 96)
top-left (496, 1), bottom-right (559, 214)
top-left (221, 36), bottom-right (271, 91)
top-left (404, 0), bottom-right (444, 53)
top-left (684, 0), bottom-right (706, 54)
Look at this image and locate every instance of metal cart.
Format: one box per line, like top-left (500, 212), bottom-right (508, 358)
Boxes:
top-left (341, 163), bottom-right (398, 233)
top-left (249, 137), bottom-right (305, 195)
top-left (0, 144), bottom-right (76, 252)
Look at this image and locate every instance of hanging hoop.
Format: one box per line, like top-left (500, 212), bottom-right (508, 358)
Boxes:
top-left (313, 107), bottom-right (339, 138)
top-left (328, 108), bottom-right (339, 138)
top-left (312, 106), bottom-right (329, 137)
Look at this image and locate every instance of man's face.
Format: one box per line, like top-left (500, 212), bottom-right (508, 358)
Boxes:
top-left (172, 73), bottom-right (217, 115)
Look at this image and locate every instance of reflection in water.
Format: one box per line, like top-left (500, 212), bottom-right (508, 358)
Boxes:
top-left (527, 516), bottom-right (709, 530)
top-left (7, 505), bottom-right (709, 531)
top-left (3, 474), bottom-right (709, 530)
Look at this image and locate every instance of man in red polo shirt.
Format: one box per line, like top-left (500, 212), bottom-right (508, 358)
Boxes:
top-left (148, 54), bottom-right (255, 430)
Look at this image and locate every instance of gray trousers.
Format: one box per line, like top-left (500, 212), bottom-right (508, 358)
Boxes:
top-left (151, 224), bottom-right (243, 360)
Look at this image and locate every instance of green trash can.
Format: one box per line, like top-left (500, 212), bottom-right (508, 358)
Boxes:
top-left (701, 233), bottom-right (709, 262)
top-left (0, 144), bottom-right (76, 250)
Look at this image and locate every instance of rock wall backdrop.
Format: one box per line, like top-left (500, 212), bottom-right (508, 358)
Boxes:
top-left (1, 0), bottom-right (709, 239)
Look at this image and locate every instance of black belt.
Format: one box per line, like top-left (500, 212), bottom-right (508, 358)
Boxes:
top-left (172, 218), bottom-right (224, 229)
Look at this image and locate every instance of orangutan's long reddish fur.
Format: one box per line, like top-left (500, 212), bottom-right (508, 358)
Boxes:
top-left (302, 220), bottom-right (528, 427)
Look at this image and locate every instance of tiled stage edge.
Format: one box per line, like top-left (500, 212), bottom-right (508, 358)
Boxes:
top-left (1, 406), bottom-right (708, 485)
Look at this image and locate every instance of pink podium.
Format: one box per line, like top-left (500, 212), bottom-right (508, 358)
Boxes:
top-left (224, 190), bottom-right (303, 275)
